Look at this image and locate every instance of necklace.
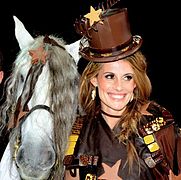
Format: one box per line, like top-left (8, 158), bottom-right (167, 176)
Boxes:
top-left (101, 109), bottom-right (122, 118)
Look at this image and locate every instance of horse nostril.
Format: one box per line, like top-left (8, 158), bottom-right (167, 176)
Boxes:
top-left (47, 150), bottom-right (55, 161)
top-left (16, 147), bottom-right (56, 170)
top-left (40, 150), bottom-right (56, 168)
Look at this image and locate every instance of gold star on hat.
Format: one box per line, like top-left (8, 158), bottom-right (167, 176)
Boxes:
top-left (84, 6), bottom-right (102, 26)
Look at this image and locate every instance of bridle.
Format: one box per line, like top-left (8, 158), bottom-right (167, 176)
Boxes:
top-left (9, 59), bottom-right (55, 167)
top-left (10, 36), bottom-right (67, 179)
top-left (13, 104), bottom-right (53, 159)
top-left (11, 57), bottom-right (52, 148)
top-left (12, 104), bottom-right (57, 180)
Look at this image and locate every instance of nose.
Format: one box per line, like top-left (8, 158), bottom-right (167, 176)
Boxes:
top-left (16, 146), bottom-right (56, 170)
top-left (114, 78), bottom-right (123, 91)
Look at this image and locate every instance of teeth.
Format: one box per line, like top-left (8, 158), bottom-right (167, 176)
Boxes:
top-left (110, 94), bottom-right (124, 99)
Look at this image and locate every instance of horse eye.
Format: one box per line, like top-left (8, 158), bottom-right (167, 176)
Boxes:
top-left (20, 75), bottom-right (24, 83)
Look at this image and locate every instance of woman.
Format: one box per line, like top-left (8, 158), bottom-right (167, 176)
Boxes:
top-left (64, 6), bottom-right (181, 180)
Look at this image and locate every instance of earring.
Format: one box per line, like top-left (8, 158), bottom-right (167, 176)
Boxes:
top-left (129, 93), bottom-right (134, 102)
top-left (91, 89), bottom-right (96, 100)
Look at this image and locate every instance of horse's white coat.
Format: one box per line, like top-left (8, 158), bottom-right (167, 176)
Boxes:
top-left (0, 143), bottom-right (20, 180)
top-left (0, 16), bottom-right (81, 179)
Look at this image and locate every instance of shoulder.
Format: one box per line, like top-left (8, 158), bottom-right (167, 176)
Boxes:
top-left (139, 101), bottom-right (175, 135)
top-left (141, 101), bottom-right (174, 121)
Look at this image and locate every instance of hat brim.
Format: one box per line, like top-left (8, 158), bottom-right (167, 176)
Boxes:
top-left (80, 35), bottom-right (143, 63)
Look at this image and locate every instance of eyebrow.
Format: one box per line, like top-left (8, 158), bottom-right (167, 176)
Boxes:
top-left (123, 73), bottom-right (134, 76)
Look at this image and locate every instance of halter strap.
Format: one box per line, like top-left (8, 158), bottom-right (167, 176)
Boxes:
top-left (18, 105), bottom-right (53, 127)
top-left (13, 104), bottom-right (53, 161)
top-left (8, 61), bottom-right (45, 130)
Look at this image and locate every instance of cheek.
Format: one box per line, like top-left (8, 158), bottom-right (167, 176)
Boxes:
top-left (130, 82), bottom-right (136, 91)
top-left (97, 79), bottom-right (110, 91)
top-left (124, 81), bottom-right (136, 92)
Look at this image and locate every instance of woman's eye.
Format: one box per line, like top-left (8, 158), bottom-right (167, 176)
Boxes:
top-left (123, 75), bottom-right (133, 81)
top-left (105, 74), bottom-right (114, 79)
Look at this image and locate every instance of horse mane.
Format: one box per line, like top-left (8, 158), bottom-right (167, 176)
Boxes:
top-left (0, 35), bottom-right (80, 178)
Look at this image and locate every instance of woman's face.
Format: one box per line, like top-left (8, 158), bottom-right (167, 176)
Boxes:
top-left (91, 60), bottom-right (136, 115)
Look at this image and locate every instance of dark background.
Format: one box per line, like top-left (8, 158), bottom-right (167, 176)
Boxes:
top-left (0, 0), bottom-right (180, 125)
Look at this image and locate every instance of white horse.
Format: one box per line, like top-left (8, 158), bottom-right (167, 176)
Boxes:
top-left (0, 16), bottom-right (80, 179)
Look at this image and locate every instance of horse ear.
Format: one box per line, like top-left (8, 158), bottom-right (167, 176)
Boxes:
top-left (65, 39), bottom-right (81, 65)
top-left (13, 16), bottom-right (34, 50)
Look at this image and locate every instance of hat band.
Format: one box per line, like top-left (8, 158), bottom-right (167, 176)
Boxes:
top-left (89, 37), bottom-right (132, 55)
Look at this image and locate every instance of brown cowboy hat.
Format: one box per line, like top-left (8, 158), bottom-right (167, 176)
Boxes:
top-left (78, 8), bottom-right (143, 63)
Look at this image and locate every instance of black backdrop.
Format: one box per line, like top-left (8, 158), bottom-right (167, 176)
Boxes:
top-left (0, 0), bottom-right (180, 128)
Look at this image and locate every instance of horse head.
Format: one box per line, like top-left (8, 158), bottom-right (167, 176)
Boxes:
top-left (0, 16), bottom-right (81, 179)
